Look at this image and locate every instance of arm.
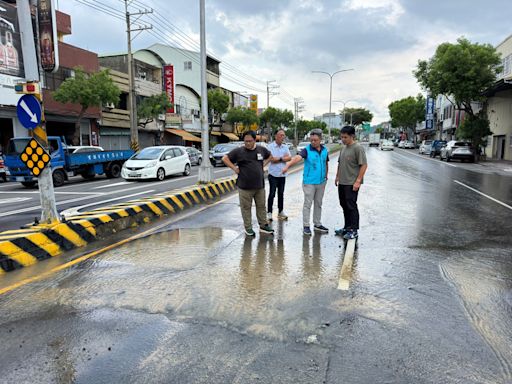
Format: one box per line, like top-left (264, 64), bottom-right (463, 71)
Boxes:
top-left (325, 160), bottom-right (329, 181)
top-left (353, 164), bottom-right (368, 191)
top-left (222, 154), bottom-right (239, 174)
top-left (281, 154), bottom-right (303, 174)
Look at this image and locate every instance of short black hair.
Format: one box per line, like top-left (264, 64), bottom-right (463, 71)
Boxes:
top-left (340, 125), bottom-right (356, 136)
top-left (275, 128), bottom-right (286, 136)
top-left (243, 130), bottom-right (256, 140)
top-left (310, 129), bottom-right (323, 138)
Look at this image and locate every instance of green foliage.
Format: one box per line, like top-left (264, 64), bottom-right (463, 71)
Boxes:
top-left (388, 94), bottom-right (425, 130)
top-left (226, 107), bottom-right (259, 128)
top-left (295, 120), bottom-right (327, 140)
top-left (259, 107), bottom-right (294, 132)
top-left (53, 67), bottom-right (120, 111)
top-left (341, 107), bottom-right (373, 126)
top-left (414, 37), bottom-right (502, 114)
top-left (208, 89), bottom-right (230, 117)
top-left (375, 127), bottom-right (384, 134)
top-left (137, 93), bottom-right (172, 128)
top-left (457, 113), bottom-right (492, 150)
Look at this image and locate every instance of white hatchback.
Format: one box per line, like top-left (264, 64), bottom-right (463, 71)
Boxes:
top-left (121, 146), bottom-right (191, 181)
top-left (379, 140), bottom-right (394, 151)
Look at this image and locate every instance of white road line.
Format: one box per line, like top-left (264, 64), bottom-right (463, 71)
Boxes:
top-left (93, 181), bottom-right (132, 189)
top-left (0, 191), bottom-right (102, 195)
top-left (60, 190), bottom-right (155, 217)
top-left (0, 197), bottom-right (31, 204)
top-left (394, 149), bottom-right (456, 167)
top-left (338, 239), bottom-right (357, 290)
top-left (453, 180), bottom-right (512, 210)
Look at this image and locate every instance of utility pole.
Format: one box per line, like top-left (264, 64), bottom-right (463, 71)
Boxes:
top-left (198, 0), bottom-right (214, 183)
top-left (266, 80), bottom-right (280, 108)
top-left (17, 0), bottom-right (59, 224)
top-left (293, 97), bottom-right (305, 144)
top-left (125, 0), bottom-right (152, 152)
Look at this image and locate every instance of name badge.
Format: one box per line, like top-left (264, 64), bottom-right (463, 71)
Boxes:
top-left (257, 153), bottom-right (263, 161)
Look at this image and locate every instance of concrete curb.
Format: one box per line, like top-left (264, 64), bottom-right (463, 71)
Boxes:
top-left (0, 177), bottom-right (237, 274)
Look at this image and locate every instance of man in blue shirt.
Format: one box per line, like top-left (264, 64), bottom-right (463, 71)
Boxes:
top-left (267, 129), bottom-right (292, 221)
top-left (282, 129), bottom-right (329, 235)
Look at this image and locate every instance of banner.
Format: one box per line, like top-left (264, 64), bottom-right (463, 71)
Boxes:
top-left (425, 96), bottom-right (435, 130)
top-left (0, 1), bottom-right (24, 79)
top-left (163, 64), bottom-right (175, 113)
top-left (38, 0), bottom-right (59, 73)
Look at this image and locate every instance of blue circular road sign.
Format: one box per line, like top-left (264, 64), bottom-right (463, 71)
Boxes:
top-left (16, 94), bottom-right (42, 130)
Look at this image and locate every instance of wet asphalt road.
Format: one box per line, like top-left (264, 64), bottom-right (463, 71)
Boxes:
top-left (0, 147), bottom-right (511, 383)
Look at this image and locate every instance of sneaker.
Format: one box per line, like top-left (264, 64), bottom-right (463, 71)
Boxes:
top-left (303, 226), bottom-right (312, 235)
top-left (267, 212), bottom-right (273, 221)
top-left (259, 224), bottom-right (275, 235)
top-left (343, 229), bottom-right (358, 240)
top-left (245, 228), bottom-right (256, 236)
top-left (277, 211), bottom-right (288, 220)
top-left (314, 224), bottom-right (329, 233)
top-left (335, 228), bottom-right (348, 236)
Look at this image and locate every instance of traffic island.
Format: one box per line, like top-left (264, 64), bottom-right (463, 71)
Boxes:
top-left (0, 177), bottom-right (237, 274)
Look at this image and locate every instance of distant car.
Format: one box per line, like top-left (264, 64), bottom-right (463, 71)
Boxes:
top-left (209, 143), bottom-right (242, 167)
top-left (429, 140), bottom-right (447, 158)
top-left (419, 140), bottom-right (433, 155)
top-left (297, 141), bottom-right (310, 153)
top-left (0, 153), bottom-right (6, 181)
top-left (404, 141), bottom-right (415, 149)
top-left (398, 141), bottom-right (406, 148)
top-left (185, 147), bottom-right (203, 166)
top-left (379, 140), bottom-right (394, 151)
top-left (122, 146), bottom-right (191, 181)
top-left (440, 141), bottom-right (474, 162)
top-left (66, 145), bottom-right (104, 153)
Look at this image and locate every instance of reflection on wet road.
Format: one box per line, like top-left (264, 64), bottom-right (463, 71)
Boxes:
top-left (1, 147), bottom-right (511, 383)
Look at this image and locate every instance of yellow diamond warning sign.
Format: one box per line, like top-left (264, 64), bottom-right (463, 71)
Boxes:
top-left (20, 139), bottom-right (50, 177)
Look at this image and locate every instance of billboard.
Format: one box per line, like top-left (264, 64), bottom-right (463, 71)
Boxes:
top-left (38, 0), bottom-right (59, 73)
top-left (425, 96), bottom-right (435, 130)
top-left (163, 64), bottom-right (175, 113)
top-left (0, 1), bottom-right (24, 79)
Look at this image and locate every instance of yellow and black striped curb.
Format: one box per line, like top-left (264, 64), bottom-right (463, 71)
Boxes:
top-left (0, 177), bottom-right (237, 274)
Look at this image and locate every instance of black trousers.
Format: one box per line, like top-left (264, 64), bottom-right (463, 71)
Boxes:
top-left (267, 174), bottom-right (286, 213)
top-left (338, 185), bottom-right (359, 230)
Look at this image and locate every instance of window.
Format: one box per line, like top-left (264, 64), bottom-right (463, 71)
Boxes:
top-left (184, 61), bottom-right (192, 71)
top-left (172, 148), bottom-right (183, 157)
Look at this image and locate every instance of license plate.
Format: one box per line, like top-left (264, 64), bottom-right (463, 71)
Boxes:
top-left (16, 176), bottom-right (25, 181)
top-left (129, 173), bottom-right (140, 177)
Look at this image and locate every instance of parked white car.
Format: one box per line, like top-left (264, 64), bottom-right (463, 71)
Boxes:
top-left (297, 141), bottom-right (310, 153)
top-left (404, 141), bottom-right (416, 149)
top-left (418, 140), bottom-right (433, 155)
top-left (121, 146), bottom-right (191, 181)
top-left (379, 140), bottom-right (394, 151)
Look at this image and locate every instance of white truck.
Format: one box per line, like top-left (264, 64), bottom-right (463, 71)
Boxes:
top-left (369, 133), bottom-right (381, 147)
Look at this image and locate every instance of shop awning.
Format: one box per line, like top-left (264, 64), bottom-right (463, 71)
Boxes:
top-left (222, 132), bottom-right (239, 141)
top-left (166, 129), bottom-right (201, 143)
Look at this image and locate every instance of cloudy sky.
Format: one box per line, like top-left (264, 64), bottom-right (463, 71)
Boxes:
top-left (58, 0), bottom-right (511, 123)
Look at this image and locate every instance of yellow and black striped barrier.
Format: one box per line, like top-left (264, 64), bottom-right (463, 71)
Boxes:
top-left (0, 177), bottom-right (237, 274)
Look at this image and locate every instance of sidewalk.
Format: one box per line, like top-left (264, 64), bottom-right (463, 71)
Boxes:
top-left (477, 159), bottom-right (512, 173)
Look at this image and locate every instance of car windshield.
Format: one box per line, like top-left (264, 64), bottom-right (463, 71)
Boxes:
top-left (131, 148), bottom-right (164, 160)
top-left (214, 144), bottom-right (237, 152)
top-left (454, 142), bottom-right (470, 147)
top-left (7, 139), bottom-right (31, 154)
top-left (424, 141), bottom-right (432, 145)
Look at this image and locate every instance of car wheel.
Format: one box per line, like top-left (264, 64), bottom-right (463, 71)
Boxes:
top-left (183, 164), bottom-right (191, 176)
top-left (106, 163), bottom-right (121, 178)
top-left (52, 169), bottom-right (66, 187)
top-left (197, 157), bottom-right (202, 165)
top-left (156, 167), bottom-right (165, 181)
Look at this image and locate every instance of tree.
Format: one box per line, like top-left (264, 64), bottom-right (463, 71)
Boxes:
top-left (414, 37), bottom-right (502, 158)
top-left (388, 94), bottom-right (425, 142)
top-left (226, 107), bottom-right (259, 132)
top-left (137, 93), bottom-right (172, 129)
top-left (208, 89), bottom-right (230, 123)
top-left (260, 107), bottom-right (294, 134)
top-left (53, 67), bottom-right (120, 144)
top-left (292, 119), bottom-right (327, 141)
top-left (341, 107), bottom-right (373, 126)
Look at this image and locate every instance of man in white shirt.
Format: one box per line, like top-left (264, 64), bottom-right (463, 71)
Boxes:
top-left (267, 129), bottom-right (292, 221)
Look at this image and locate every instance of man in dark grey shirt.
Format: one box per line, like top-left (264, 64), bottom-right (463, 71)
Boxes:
top-left (335, 125), bottom-right (368, 239)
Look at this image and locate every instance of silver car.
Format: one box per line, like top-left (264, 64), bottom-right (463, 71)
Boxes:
top-left (209, 143), bottom-right (242, 166)
top-left (440, 141), bottom-right (474, 162)
top-left (419, 140), bottom-right (433, 155)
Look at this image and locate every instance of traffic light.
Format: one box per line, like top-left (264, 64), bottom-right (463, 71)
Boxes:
top-left (15, 82), bottom-right (41, 96)
top-left (20, 139), bottom-right (51, 177)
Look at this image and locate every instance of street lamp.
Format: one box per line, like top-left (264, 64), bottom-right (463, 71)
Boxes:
top-left (333, 99), bottom-right (357, 126)
top-left (311, 69), bottom-right (354, 142)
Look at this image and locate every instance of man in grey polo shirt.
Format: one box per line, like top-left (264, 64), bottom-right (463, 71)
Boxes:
top-left (267, 129), bottom-right (292, 221)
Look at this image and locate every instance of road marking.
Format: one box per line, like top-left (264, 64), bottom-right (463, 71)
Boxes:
top-left (0, 197), bottom-right (31, 204)
top-left (454, 180), bottom-right (512, 210)
top-left (93, 181), bottom-right (132, 189)
top-left (60, 190), bottom-right (155, 217)
top-left (0, 193), bottom-right (238, 296)
top-left (338, 239), bottom-right (356, 290)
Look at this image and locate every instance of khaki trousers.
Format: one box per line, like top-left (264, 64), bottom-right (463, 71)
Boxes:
top-left (238, 188), bottom-right (267, 229)
top-left (302, 182), bottom-right (326, 227)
